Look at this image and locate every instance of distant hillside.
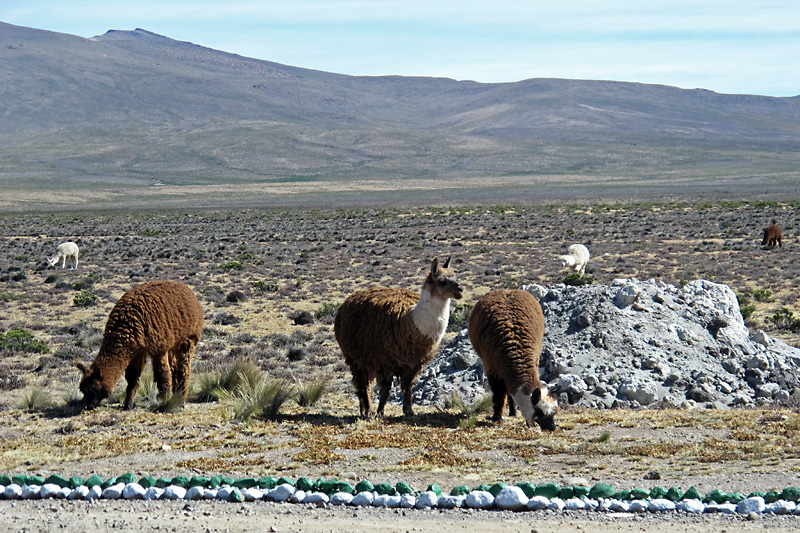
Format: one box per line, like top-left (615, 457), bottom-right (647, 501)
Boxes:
top-left (1, 21), bottom-right (799, 209)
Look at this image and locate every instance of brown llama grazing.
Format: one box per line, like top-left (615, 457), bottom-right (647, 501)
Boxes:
top-left (468, 289), bottom-right (558, 431)
top-left (762, 223), bottom-right (782, 248)
top-left (334, 257), bottom-right (463, 417)
top-left (76, 280), bottom-right (203, 409)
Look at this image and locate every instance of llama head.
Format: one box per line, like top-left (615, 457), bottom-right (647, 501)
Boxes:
top-left (47, 255), bottom-right (58, 267)
top-left (76, 362), bottom-right (109, 409)
top-left (513, 384), bottom-right (558, 432)
top-left (559, 254), bottom-right (576, 268)
top-left (425, 256), bottom-right (463, 301)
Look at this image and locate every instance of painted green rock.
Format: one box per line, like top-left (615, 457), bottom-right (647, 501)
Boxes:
top-left (588, 483), bottom-right (615, 499)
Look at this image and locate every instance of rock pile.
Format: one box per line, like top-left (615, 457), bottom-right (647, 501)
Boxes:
top-left (403, 279), bottom-right (800, 409)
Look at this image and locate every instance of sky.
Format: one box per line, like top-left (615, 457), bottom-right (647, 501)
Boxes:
top-left (2, 1), bottom-right (799, 97)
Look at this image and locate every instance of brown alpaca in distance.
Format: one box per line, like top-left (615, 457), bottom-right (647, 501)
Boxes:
top-left (334, 257), bottom-right (463, 417)
top-left (762, 222), bottom-right (782, 247)
top-left (76, 280), bottom-right (203, 409)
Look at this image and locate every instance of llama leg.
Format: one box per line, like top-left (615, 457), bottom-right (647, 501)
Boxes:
top-left (173, 340), bottom-right (196, 399)
top-left (487, 374), bottom-right (508, 423)
top-left (123, 355), bottom-right (146, 409)
top-left (352, 374), bottom-right (372, 417)
top-left (507, 394), bottom-right (517, 417)
top-left (375, 374), bottom-right (393, 416)
top-left (399, 367), bottom-right (420, 417)
top-left (152, 352), bottom-right (173, 402)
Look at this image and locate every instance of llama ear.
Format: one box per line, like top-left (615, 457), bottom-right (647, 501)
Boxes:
top-left (442, 256), bottom-right (451, 269)
top-left (430, 257), bottom-right (440, 276)
top-left (531, 387), bottom-right (542, 404)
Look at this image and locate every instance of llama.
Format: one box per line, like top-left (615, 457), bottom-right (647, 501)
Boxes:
top-left (468, 289), bottom-right (558, 431)
top-left (559, 243), bottom-right (590, 276)
top-left (76, 280), bottom-right (203, 409)
top-left (762, 223), bottom-right (782, 248)
top-left (334, 257), bottom-right (463, 417)
top-left (48, 241), bottom-right (80, 269)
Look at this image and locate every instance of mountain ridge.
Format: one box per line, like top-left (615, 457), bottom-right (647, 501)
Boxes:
top-left (1, 21), bottom-right (799, 208)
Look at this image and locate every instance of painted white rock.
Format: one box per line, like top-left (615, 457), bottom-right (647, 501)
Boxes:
top-left (608, 500), bottom-right (630, 512)
top-left (303, 492), bottom-right (329, 505)
top-left (21, 485), bottom-right (41, 499)
top-left (330, 492), bottom-right (354, 506)
top-left (372, 494), bottom-right (401, 508)
top-left (707, 502), bottom-right (737, 514)
top-left (242, 488), bottom-right (264, 501)
top-left (465, 490), bottom-right (494, 510)
top-left (628, 500), bottom-right (648, 513)
top-left (495, 486), bottom-right (529, 511)
top-left (268, 483), bottom-right (295, 503)
top-left (86, 485), bottom-right (103, 501)
top-left (40, 483), bottom-right (62, 499)
top-left (676, 499), bottom-right (705, 514)
top-left (185, 486), bottom-right (205, 501)
top-left (737, 496), bottom-right (766, 514)
top-left (648, 499), bottom-right (676, 512)
top-left (164, 486), bottom-right (187, 500)
top-left (350, 491), bottom-right (374, 507)
top-left (415, 491), bottom-right (438, 509)
top-left (437, 495), bottom-right (466, 509)
top-left (122, 483), bottom-right (146, 500)
top-left (547, 497), bottom-right (565, 511)
top-left (143, 487), bottom-right (164, 501)
top-left (766, 500), bottom-right (796, 515)
top-left (399, 494), bottom-right (416, 508)
top-left (102, 483), bottom-right (125, 500)
top-left (564, 497), bottom-right (586, 511)
top-left (289, 489), bottom-right (306, 503)
top-left (526, 495), bottom-right (550, 511)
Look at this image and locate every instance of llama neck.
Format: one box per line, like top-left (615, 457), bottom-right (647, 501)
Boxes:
top-left (411, 287), bottom-right (451, 345)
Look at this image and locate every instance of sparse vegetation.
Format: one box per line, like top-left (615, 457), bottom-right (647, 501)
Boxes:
top-left (0, 328), bottom-right (49, 354)
top-left (73, 290), bottom-right (99, 307)
top-left (767, 308), bottom-right (800, 333)
top-left (561, 272), bottom-right (595, 286)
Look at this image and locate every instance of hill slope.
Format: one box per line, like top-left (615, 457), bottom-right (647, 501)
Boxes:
top-left (1, 22), bottom-right (799, 208)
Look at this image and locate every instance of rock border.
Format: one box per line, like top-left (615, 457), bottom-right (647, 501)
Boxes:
top-left (2, 474), bottom-right (799, 516)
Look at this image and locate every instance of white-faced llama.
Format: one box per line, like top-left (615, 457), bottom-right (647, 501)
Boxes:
top-left (334, 257), bottom-right (463, 417)
top-left (76, 280), bottom-right (203, 409)
top-left (468, 289), bottom-right (558, 431)
top-left (47, 241), bottom-right (80, 270)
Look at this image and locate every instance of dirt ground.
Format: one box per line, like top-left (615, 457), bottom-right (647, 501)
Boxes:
top-left (1, 203), bottom-right (800, 531)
